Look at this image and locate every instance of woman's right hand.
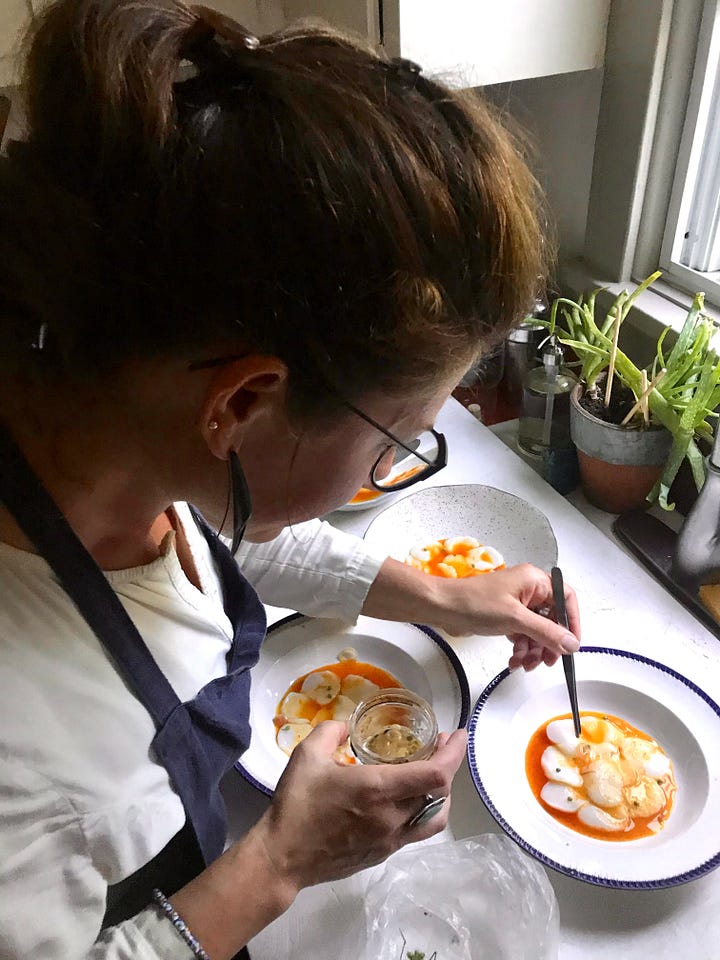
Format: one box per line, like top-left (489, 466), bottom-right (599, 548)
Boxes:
top-left (254, 720), bottom-right (467, 892)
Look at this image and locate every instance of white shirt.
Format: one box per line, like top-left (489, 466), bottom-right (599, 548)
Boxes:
top-left (0, 504), bottom-right (387, 960)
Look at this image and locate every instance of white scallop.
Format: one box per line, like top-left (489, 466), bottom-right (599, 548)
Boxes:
top-left (341, 675), bottom-right (380, 704)
top-left (625, 776), bottom-right (666, 818)
top-left (578, 803), bottom-right (629, 832)
top-left (467, 545), bottom-right (505, 571)
top-left (278, 692), bottom-right (314, 720)
top-left (301, 671), bottom-right (341, 705)
top-left (644, 751), bottom-right (671, 779)
top-left (276, 719), bottom-right (312, 756)
top-left (336, 647), bottom-right (358, 662)
top-left (580, 717), bottom-right (623, 744)
top-left (541, 746), bottom-right (583, 787)
top-left (546, 719), bottom-right (582, 757)
top-left (444, 536), bottom-right (480, 553)
top-left (594, 742), bottom-right (621, 760)
top-left (409, 544), bottom-right (434, 562)
top-left (583, 761), bottom-right (625, 808)
top-left (541, 781), bottom-right (586, 813)
top-left (330, 694), bottom-right (357, 723)
top-left (620, 737), bottom-right (669, 777)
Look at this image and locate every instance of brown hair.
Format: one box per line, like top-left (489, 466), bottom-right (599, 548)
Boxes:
top-left (0, 0), bottom-right (549, 417)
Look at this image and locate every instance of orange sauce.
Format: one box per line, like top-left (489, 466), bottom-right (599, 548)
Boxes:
top-left (411, 539), bottom-right (505, 578)
top-left (348, 465), bottom-right (423, 504)
top-left (348, 487), bottom-right (382, 504)
top-left (275, 660), bottom-right (401, 724)
top-left (526, 711), bottom-right (676, 842)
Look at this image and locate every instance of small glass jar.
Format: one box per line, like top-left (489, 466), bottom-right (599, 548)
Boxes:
top-left (348, 689), bottom-right (438, 765)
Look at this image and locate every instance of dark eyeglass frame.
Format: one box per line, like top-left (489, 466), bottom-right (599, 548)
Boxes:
top-left (188, 354), bottom-right (447, 492)
top-left (341, 402), bottom-right (447, 492)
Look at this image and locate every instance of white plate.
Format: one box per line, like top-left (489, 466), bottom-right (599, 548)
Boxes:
top-left (333, 487), bottom-right (406, 513)
top-left (467, 647), bottom-right (720, 888)
top-left (363, 483), bottom-right (558, 570)
top-left (237, 614), bottom-right (471, 795)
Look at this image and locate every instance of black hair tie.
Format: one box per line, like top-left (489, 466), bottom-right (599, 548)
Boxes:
top-left (387, 56), bottom-right (423, 89)
top-left (182, 6), bottom-right (259, 74)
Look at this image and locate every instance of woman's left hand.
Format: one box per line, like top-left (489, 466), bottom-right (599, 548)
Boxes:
top-left (364, 559), bottom-right (581, 672)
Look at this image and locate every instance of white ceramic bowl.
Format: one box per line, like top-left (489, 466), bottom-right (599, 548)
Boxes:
top-left (363, 483), bottom-right (558, 570)
top-left (467, 647), bottom-right (720, 887)
top-left (332, 487), bottom-right (406, 513)
top-left (237, 614), bottom-right (470, 795)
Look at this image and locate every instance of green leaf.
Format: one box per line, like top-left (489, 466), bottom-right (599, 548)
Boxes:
top-left (663, 293), bottom-right (705, 373)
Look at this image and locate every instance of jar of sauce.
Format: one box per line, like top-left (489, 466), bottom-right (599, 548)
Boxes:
top-left (348, 689), bottom-right (438, 764)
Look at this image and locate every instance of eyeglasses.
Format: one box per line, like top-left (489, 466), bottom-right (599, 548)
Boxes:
top-left (188, 354), bottom-right (447, 492)
top-left (344, 401), bottom-right (447, 492)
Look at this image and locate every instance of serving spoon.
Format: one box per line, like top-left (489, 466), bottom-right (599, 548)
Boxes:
top-left (551, 565), bottom-right (582, 737)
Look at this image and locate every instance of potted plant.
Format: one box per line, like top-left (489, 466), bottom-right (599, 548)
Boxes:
top-left (548, 272), bottom-right (720, 514)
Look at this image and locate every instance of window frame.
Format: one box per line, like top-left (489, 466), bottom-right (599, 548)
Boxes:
top-left (658, 0), bottom-right (720, 304)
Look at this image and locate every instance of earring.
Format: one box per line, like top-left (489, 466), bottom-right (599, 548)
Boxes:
top-left (208, 420), bottom-right (219, 431)
top-left (228, 450), bottom-right (252, 555)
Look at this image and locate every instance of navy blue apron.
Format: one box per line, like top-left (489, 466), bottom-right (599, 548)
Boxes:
top-left (0, 428), bottom-right (266, 958)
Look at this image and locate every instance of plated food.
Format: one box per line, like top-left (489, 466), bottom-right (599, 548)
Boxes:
top-left (526, 711), bottom-right (676, 840)
top-left (467, 647), bottom-right (720, 888)
top-left (273, 647), bottom-right (401, 762)
top-left (363, 483), bottom-right (558, 572)
top-left (405, 535), bottom-right (505, 578)
top-left (237, 614), bottom-right (469, 795)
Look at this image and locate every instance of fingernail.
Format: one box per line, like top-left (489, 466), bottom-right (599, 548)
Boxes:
top-left (561, 634), bottom-right (580, 654)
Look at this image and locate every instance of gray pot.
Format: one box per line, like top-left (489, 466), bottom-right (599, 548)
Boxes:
top-left (569, 383), bottom-right (673, 513)
top-left (570, 384), bottom-right (672, 466)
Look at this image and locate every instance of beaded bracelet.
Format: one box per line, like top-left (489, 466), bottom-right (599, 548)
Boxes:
top-left (151, 889), bottom-right (210, 960)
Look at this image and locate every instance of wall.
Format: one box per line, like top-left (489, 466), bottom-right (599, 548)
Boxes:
top-left (483, 68), bottom-right (604, 275)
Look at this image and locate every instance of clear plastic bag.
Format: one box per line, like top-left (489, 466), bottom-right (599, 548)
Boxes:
top-left (362, 834), bottom-right (559, 960)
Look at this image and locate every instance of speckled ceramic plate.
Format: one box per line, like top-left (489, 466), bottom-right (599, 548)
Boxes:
top-left (362, 483), bottom-right (558, 570)
top-left (237, 614), bottom-right (470, 796)
top-left (467, 648), bottom-right (720, 888)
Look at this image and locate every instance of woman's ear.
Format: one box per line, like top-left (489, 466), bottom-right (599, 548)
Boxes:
top-left (199, 355), bottom-right (289, 458)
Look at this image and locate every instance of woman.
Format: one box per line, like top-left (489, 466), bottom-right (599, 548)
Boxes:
top-left (0, 2), bottom-right (580, 958)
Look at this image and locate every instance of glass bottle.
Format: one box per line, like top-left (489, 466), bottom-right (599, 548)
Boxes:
top-left (517, 336), bottom-right (579, 493)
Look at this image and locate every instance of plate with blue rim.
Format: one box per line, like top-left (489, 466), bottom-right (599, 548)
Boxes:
top-left (237, 613), bottom-right (470, 796)
top-left (467, 647), bottom-right (720, 888)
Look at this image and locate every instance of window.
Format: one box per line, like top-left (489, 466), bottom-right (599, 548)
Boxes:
top-left (660, 0), bottom-right (720, 305)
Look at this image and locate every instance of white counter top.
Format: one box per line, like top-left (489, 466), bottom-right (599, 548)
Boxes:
top-left (226, 398), bottom-right (720, 960)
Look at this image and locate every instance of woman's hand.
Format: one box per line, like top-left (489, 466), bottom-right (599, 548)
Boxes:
top-left (364, 559), bottom-right (581, 673)
top-left (433, 563), bottom-right (581, 670)
top-left (254, 721), bottom-right (467, 893)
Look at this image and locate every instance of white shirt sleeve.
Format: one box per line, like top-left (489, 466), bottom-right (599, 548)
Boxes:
top-left (0, 755), bottom-right (195, 960)
top-left (234, 519), bottom-right (389, 622)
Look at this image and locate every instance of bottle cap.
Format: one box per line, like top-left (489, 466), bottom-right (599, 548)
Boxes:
top-left (542, 334), bottom-right (564, 375)
top-left (508, 320), bottom-right (546, 343)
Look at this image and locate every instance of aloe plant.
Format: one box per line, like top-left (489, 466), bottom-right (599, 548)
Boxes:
top-left (547, 272), bottom-right (720, 510)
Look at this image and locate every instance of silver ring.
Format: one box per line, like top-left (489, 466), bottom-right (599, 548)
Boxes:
top-left (407, 793), bottom-right (447, 828)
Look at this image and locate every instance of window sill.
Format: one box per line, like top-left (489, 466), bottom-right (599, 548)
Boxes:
top-left (559, 257), bottom-right (720, 343)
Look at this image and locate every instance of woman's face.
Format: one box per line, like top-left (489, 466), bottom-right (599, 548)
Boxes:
top-left (237, 373), bottom-right (461, 543)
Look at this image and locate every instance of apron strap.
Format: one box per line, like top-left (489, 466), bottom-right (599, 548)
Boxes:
top-left (187, 504), bottom-right (266, 669)
top-left (0, 427), bottom-right (180, 729)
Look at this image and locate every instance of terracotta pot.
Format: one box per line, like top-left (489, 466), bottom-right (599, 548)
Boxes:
top-left (569, 384), bottom-right (673, 514)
